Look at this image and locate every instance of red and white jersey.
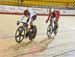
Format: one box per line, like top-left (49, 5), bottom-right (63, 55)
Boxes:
top-left (47, 10), bottom-right (60, 22)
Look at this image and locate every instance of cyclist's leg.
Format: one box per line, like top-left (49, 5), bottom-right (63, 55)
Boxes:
top-left (24, 25), bottom-right (28, 37)
top-left (25, 26), bottom-right (28, 33)
top-left (54, 21), bottom-right (58, 30)
top-left (50, 15), bottom-right (55, 26)
top-left (54, 20), bottom-right (58, 35)
top-left (50, 15), bottom-right (58, 30)
top-left (50, 16), bottom-right (56, 32)
top-left (30, 15), bottom-right (37, 28)
top-left (25, 17), bottom-right (29, 33)
top-left (25, 15), bottom-right (37, 37)
top-left (50, 19), bottom-right (52, 26)
top-left (25, 18), bottom-right (29, 37)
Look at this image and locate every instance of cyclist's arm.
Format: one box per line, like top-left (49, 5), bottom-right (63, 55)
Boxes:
top-left (47, 13), bottom-right (51, 20)
top-left (55, 11), bottom-right (60, 22)
top-left (19, 15), bottom-right (25, 22)
top-left (27, 17), bottom-right (32, 24)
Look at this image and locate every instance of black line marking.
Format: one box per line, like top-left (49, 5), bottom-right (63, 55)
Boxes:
top-left (53, 50), bottom-right (75, 57)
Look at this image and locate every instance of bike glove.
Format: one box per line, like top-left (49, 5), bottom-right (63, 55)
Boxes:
top-left (17, 21), bottom-right (20, 25)
top-left (46, 19), bottom-right (48, 23)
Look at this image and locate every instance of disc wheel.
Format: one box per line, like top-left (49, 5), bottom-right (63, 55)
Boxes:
top-left (29, 25), bottom-right (37, 41)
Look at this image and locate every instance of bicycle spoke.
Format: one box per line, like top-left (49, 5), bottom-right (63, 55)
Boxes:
top-left (19, 36), bottom-right (21, 41)
top-left (21, 34), bottom-right (24, 37)
top-left (15, 35), bottom-right (20, 38)
top-left (15, 32), bottom-right (22, 37)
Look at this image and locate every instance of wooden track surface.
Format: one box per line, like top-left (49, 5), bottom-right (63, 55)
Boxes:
top-left (0, 14), bottom-right (75, 57)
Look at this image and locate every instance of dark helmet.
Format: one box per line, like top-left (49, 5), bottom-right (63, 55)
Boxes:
top-left (24, 9), bottom-right (29, 15)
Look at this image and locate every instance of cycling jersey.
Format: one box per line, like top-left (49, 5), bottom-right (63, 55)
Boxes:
top-left (19, 8), bottom-right (37, 24)
top-left (48, 10), bottom-right (60, 22)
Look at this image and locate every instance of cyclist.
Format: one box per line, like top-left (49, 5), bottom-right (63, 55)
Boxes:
top-left (17, 8), bottom-right (37, 37)
top-left (46, 8), bottom-right (60, 35)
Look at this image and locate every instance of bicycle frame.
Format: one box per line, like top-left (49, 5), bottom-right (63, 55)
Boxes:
top-left (50, 18), bottom-right (55, 28)
top-left (20, 22), bottom-right (31, 32)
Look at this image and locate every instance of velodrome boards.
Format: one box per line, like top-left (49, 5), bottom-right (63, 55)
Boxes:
top-left (0, 0), bottom-right (74, 7)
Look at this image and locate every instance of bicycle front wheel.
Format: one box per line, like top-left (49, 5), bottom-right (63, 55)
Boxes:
top-left (15, 26), bottom-right (25, 43)
top-left (47, 25), bottom-right (53, 38)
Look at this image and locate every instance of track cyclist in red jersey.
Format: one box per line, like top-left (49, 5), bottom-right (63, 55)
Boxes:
top-left (46, 8), bottom-right (60, 37)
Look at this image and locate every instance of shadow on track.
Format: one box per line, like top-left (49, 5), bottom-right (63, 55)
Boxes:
top-left (2, 37), bottom-right (54, 57)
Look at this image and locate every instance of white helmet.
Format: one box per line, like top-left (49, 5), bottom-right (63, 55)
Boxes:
top-left (49, 8), bottom-right (59, 13)
top-left (51, 8), bottom-right (55, 12)
top-left (49, 8), bottom-right (54, 13)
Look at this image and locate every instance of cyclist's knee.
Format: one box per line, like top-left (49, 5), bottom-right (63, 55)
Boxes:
top-left (25, 26), bottom-right (28, 32)
top-left (54, 21), bottom-right (58, 28)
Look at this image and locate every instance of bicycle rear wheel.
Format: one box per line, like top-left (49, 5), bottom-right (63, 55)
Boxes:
top-left (15, 26), bottom-right (25, 43)
top-left (29, 25), bottom-right (37, 40)
top-left (53, 26), bottom-right (58, 36)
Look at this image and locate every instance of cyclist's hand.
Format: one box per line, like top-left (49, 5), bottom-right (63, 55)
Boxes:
top-left (17, 21), bottom-right (20, 25)
top-left (46, 19), bottom-right (48, 23)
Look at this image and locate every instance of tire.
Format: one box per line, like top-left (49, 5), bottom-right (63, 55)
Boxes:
top-left (54, 27), bottom-right (58, 35)
top-left (47, 25), bottom-right (53, 38)
top-left (15, 26), bottom-right (25, 43)
top-left (29, 25), bottom-right (37, 40)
